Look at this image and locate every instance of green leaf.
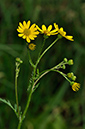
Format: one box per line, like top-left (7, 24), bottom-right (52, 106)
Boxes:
top-left (0, 98), bottom-right (18, 116)
top-left (37, 69), bottom-right (39, 75)
top-left (32, 83), bottom-right (40, 92)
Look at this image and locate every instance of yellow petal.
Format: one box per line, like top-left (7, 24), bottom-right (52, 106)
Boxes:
top-left (65, 36), bottom-right (74, 41)
top-left (18, 34), bottom-right (24, 37)
top-left (59, 28), bottom-right (66, 36)
top-left (54, 23), bottom-right (59, 31)
top-left (26, 37), bottom-right (30, 43)
top-left (32, 35), bottom-right (37, 38)
top-left (19, 22), bottom-right (24, 28)
top-left (50, 29), bottom-right (58, 33)
top-left (17, 29), bottom-right (23, 33)
top-left (48, 25), bottom-right (52, 31)
top-left (22, 35), bottom-right (26, 39)
top-left (27, 20), bottom-right (31, 28)
top-left (23, 21), bottom-right (26, 26)
top-left (63, 31), bottom-right (66, 36)
top-left (36, 25), bottom-right (42, 32)
top-left (30, 24), bottom-right (36, 30)
top-left (32, 27), bottom-right (37, 31)
top-left (51, 32), bottom-right (58, 35)
top-left (18, 26), bottom-right (22, 30)
top-left (33, 31), bottom-right (39, 35)
top-left (42, 25), bottom-right (46, 31)
top-left (66, 36), bottom-right (73, 38)
top-left (59, 27), bottom-right (64, 32)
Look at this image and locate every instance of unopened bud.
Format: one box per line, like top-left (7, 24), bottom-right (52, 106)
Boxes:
top-left (62, 65), bottom-right (66, 69)
top-left (67, 72), bottom-right (74, 78)
top-left (72, 76), bottom-right (76, 81)
top-left (16, 57), bottom-right (23, 64)
top-left (64, 58), bottom-right (68, 63)
top-left (68, 59), bottom-right (73, 65)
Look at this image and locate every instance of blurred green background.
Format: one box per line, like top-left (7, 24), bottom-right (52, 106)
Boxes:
top-left (0, 0), bottom-right (85, 129)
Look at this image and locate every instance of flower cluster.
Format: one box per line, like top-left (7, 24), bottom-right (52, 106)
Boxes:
top-left (17, 20), bottom-right (80, 92)
top-left (63, 58), bottom-right (80, 92)
top-left (17, 20), bottom-right (74, 50)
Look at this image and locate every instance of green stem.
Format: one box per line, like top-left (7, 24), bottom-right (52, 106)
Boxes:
top-left (32, 61), bottom-right (63, 90)
top-left (15, 75), bottom-right (20, 118)
top-left (38, 38), bottom-right (46, 58)
top-left (17, 121), bottom-right (22, 129)
top-left (17, 88), bottom-right (33, 129)
top-left (17, 67), bottom-right (36, 129)
top-left (32, 68), bottom-right (71, 92)
top-left (55, 70), bottom-right (72, 83)
top-left (32, 61), bottom-right (68, 90)
top-left (28, 49), bottom-right (35, 68)
top-left (36, 37), bottom-right (59, 66)
top-left (32, 70), bottom-right (50, 91)
top-left (52, 61), bottom-right (64, 69)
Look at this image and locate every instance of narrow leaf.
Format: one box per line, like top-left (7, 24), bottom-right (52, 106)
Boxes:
top-left (0, 98), bottom-right (17, 116)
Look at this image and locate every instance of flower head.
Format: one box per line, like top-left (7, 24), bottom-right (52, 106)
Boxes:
top-left (54, 23), bottom-right (74, 41)
top-left (28, 43), bottom-right (36, 50)
top-left (36, 24), bottom-right (58, 36)
top-left (17, 21), bottom-right (39, 43)
top-left (71, 82), bottom-right (80, 92)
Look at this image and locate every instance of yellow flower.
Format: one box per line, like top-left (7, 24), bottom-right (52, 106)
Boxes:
top-left (17, 21), bottom-right (39, 43)
top-left (36, 24), bottom-right (58, 36)
top-left (72, 82), bottom-right (80, 92)
top-left (54, 23), bottom-right (74, 41)
top-left (28, 43), bottom-right (36, 50)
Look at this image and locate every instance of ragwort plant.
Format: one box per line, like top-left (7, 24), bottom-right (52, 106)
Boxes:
top-left (0, 20), bottom-right (80, 129)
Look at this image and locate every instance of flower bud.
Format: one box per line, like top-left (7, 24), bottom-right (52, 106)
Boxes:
top-left (16, 57), bottom-right (23, 64)
top-left (67, 72), bottom-right (74, 78)
top-left (16, 57), bottom-right (20, 61)
top-left (72, 76), bottom-right (76, 81)
top-left (62, 65), bottom-right (66, 69)
top-left (64, 58), bottom-right (68, 63)
top-left (68, 59), bottom-right (73, 65)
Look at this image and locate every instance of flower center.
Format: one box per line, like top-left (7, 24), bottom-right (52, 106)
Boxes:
top-left (44, 30), bottom-right (50, 35)
top-left (23, 29), bottom-right (31, 36)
